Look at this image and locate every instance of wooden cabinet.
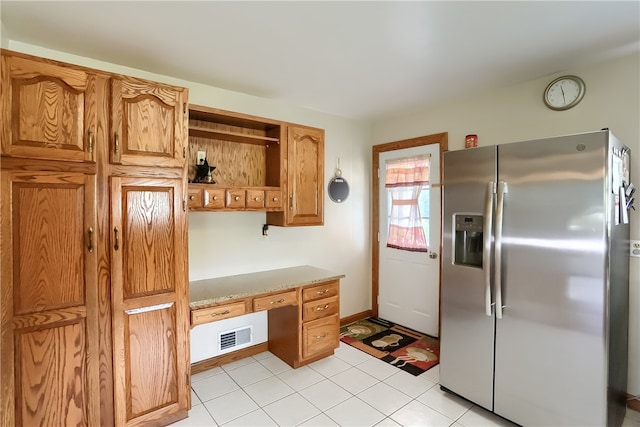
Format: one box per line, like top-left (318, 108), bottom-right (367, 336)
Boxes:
top-left (268, 280), bottom-right (339, 368)
top-left (267, 124), bottom-right (324, 226)
top-left (1, 55), bottom-right (100, 162)
top-left (110, 177), bottom-right (190, 426)
top-left (1, 170), bottom-right (100, 426)
top-left (1, 50), bottom-right (191, 427)
top-left (187, 104), bottom-right (283, 212)
top-left (110, 77), bottom-right (188, 168)
top-left (191, 301), bottom-right (247, 326)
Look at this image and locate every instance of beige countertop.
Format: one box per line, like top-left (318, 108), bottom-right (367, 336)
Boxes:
top-left (189, 265), bottom-right (345, 309)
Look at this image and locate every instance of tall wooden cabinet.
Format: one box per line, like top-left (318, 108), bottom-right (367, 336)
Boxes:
top-left (1, 50), bottom-right (190, 426)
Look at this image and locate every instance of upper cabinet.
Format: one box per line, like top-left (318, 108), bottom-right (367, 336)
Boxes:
top-left (1, 55), bottom-right (101, 162)
top-left (268, 125), bottom-right (324, 226)
top-left (187, 105), bottom-right (284, 212)
top-left (110, 77), bottom-right (188, 168)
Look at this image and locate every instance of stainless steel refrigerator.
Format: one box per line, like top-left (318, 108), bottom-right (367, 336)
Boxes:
top-left (440, 130), bottom-right (631, 426)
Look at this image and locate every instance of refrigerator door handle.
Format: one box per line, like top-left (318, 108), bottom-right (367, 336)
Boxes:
top-left (483, 181), bottom-right (496, 317)
top-left (495, 181), bottom-right (508, 319)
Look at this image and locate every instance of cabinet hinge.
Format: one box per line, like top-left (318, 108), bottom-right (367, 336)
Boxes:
top-left (183, 200), bottom-right (186, 212)
top-left (183, 147), bottom-right (186, 158)
top-left (186, 373), bottom-right (190, 385)
top-left (183, 103), bottom-right (187, 114)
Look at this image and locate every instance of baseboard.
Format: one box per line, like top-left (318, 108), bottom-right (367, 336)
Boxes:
top-left (190, 342), bottom-right (269, 375)
top-left (340, 310), bottom-right (372, 326)
top-left (628, 393), bottom-right (640, 414)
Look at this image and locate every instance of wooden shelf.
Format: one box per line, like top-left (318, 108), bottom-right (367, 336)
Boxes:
top-left (189, 126), bottom-right (280, 146)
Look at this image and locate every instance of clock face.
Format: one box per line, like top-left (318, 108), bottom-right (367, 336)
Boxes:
top-left (544, 76), bottom-right (585, 110)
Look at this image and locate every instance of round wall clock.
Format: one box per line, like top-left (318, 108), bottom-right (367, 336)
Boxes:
top-left (543, 75), bottom-right (586, 111)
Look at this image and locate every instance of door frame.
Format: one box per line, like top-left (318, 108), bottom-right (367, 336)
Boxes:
top-left (372, 132), bottom-right (448, 334)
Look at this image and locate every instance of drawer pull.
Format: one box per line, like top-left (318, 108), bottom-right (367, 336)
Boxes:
top-left (314, 333), bottom-right (329, 339)
top-left (234, 196), bottom-right (240, 201)
top-left (315, 304), bottom-right (330, 311)
top-left (213, 195), bottom-right (218, 201)
top-left (254, 197), bottom-right (261, 201)
top-left (273, 197), bottom-right (279, 202)
top-left (316, 289), bottom-right (330, 295)
top-left (189, 195), bottom-right (195, 201)
top-left (270, 298), bottom-right (285, 305)
top-left (211, 310), bottom-right (231, 317)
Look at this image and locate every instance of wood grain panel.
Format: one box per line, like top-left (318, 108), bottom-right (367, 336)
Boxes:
top-left (13, 175), bottom-right (85, 314)
top-left (188, 135), bottom-right (266, 186)
top-left (16, 320), bottom-right (88, 427)
top-left (302, 314), bottom-right (339, 359)
top-left (1, 54), bottom-right (94, 162)
top-left (123, 186), bottom-right (175, 298)
top-left (125, 304), bottom-right (178, 420)
top-left (123, 95), bottom-right (174, 157)
top-left (110, 78), bottom-right (187, 168)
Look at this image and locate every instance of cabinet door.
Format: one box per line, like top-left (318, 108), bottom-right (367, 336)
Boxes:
top-left (286, 125), bottom-right (324, 225)
top-left (110, 177), bottom-right (190, 426)
top-left (0, 171), bottom-right (99, 426)
top-left (111, 78), bottom-right (187, 168)
top-left (1, 55), bottom-right (98, 162)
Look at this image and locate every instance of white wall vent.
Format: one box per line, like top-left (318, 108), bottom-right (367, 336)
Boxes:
top-left (219, 326), bottom-right (252, 352)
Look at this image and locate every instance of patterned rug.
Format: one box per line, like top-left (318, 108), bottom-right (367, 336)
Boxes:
top-left (340, 317), bottom-right (439, 376)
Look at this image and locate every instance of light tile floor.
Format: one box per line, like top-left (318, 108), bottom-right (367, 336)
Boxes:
top-left (172, 342), bottom-right (640, 427)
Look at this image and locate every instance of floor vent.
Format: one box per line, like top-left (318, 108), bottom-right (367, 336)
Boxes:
top-left (219, 326), bottom-right (252, 352)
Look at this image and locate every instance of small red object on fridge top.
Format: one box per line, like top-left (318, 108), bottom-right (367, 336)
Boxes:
top-left (465, 134), bottom-right (478, 148)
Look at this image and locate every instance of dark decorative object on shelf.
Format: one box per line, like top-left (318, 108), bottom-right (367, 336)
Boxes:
top-left (194, 158), bottom-right (216, 183)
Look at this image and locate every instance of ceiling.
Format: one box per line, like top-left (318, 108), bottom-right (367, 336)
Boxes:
top-left (2, 1), bottom-right (639, 120)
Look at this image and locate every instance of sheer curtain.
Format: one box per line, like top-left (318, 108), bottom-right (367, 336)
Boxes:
top-left (385, 155), bottom-right (430, 252)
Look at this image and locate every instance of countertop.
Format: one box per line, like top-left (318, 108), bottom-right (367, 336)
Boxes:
top-left (189, 265), bottom-right (345, 309)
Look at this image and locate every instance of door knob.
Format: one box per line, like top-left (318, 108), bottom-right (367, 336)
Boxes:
top-left (429, 252), bottom-right (438, 259)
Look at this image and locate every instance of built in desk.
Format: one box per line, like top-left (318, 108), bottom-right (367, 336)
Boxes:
top-left (189, 266), bottom-right (345, 369)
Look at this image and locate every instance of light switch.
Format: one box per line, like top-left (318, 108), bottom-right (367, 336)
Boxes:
top-left (631, 240), bottom-right (640, 258)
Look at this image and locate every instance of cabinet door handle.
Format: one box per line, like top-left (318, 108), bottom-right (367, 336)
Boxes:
top-left (314, 333), bottom-right (328, 339)
top-left (87, 227), bottom-right (94, 253)
top-left (211, 310), bottom-right (230, 317)
top-left (270, 298), bottom-right (285, 305)
top-left (114, 133), bottom-right (120, 154)
top-left (114, 227), bottom-right (120, 250)
top-left (315, 304), bottom-right (330, 311)
top-left (87, 130), bottom-right (94, 154)
top-left (316, 289), bottom-right (330, 295)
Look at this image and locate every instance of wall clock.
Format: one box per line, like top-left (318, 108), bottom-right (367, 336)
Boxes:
top-left (543, 75), bottom-right (585, 111)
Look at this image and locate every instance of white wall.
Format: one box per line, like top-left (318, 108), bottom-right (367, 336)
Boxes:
top-left (371, 52), bottom-right (640, 396)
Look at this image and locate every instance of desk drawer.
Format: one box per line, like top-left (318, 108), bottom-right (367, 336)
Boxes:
top-left (302, 281), bottom-right (339, 302)
top-left (253, 290), bottom-right (297, 312)
top-left (303, 295), bottom-right (339, 322)
top-left (191, 301), bottom-right (246, 326)
top-left (302, 314), bottom-right (339, 359)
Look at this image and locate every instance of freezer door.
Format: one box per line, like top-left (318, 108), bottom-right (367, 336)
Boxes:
top-left (440, 146), bottom-right (496, 411)
top-left (494, 132), bottom-right (609, 426)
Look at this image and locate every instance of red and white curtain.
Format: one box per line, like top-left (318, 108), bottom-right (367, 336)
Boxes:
top-left (385, 155), bottom-right (430, 252)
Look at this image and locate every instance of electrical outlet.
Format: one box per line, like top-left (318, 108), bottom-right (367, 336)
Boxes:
top-left (196, 151), bottom-right (206, 165)
top-left (631, 240), bottom-right (640, 258)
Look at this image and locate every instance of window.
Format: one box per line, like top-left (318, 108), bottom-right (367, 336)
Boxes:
top-left (385, 155), bottom-right (430, 252)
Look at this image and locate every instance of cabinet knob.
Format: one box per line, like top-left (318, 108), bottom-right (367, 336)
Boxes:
top-left (234, 196), bottom-right (240, 201)
top-left (273, 197), bottom-right (279, 202)
top-left (213, 196), bottom-right (218, 201)
top-left (189, 195), bottom-right (195, 201)
top-left (254, 197), bottom-right (260, 201)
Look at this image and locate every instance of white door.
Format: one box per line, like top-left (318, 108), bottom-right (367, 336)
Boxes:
top-left (378, 144), bottom-right (441, 336)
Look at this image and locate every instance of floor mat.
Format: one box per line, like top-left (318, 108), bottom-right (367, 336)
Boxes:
top-left (340, 317), bottom-right (439, 376)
